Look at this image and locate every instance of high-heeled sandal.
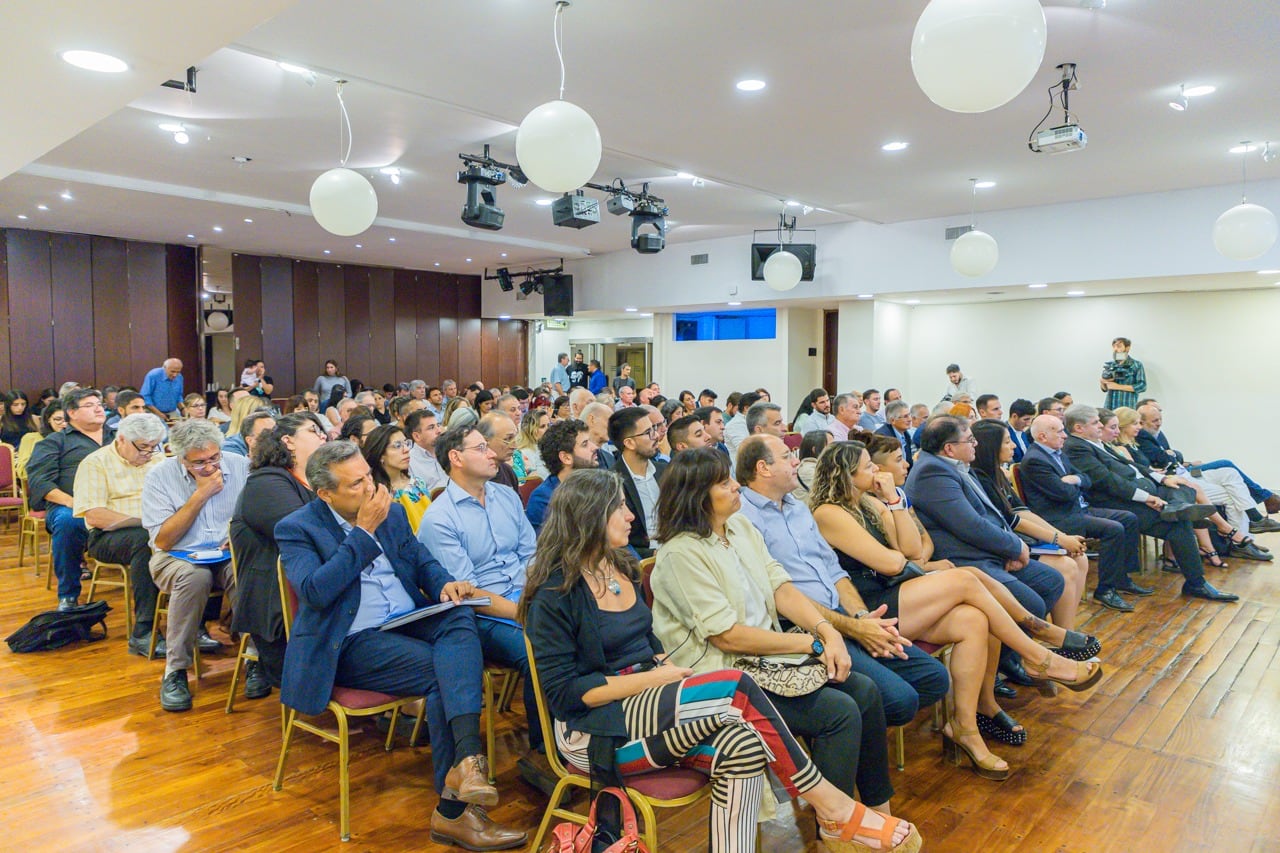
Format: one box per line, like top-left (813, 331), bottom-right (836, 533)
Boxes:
top-left (1052, 629), bottom-right (1102, 662)
top-left (1227, 528), bottom-right (1271, 552)
top-left (1027, 652), bottom-right (1104, 692)
top-left (1200, 547), bottom-right (1227, 568)
top-left (819, 801), bottom-right (923, 853)
top-left (976, 710), bottom-right (1027, 746)
top-left (941, 722), bottom-right (1010, 781)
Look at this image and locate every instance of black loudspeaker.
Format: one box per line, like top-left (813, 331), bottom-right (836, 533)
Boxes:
top-left (542, 274), bottom-right (574, 317)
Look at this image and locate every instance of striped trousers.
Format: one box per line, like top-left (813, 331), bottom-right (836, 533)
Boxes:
top-left (556, 669), bottom-right (822, 853)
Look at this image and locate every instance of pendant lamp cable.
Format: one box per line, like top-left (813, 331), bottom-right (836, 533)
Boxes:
top-left (1240, 142), bottom-right (1249, 203)
top-left (554, 1), bottom-right (570, 100)
top-left (336, 80), bottom-right (353, 167)
top-left (969, 178), bottom-right (979, 227)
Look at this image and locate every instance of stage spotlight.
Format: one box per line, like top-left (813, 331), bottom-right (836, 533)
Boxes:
top-left (458, 163), bottom-right (506, 230)
top-left (630, 200), bottom-right (666, 254)
top-left (496, 267), bottom-right (513, 291)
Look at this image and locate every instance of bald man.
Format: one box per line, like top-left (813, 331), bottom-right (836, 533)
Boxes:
top-left (140, 358), bottom-right (184, 420)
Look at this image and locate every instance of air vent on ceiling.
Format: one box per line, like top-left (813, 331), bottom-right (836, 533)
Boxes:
top-left (944, 225), bottom-right (973, 241)
top-left (690, 253), bottom-right (709, 265)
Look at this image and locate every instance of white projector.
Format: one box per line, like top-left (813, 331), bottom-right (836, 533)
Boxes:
top-left (1031, 124), bottom-right (1088, 155)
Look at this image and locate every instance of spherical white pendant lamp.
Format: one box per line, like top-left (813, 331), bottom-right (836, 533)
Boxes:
top-left (1212, 202), bottom-right (1278, 261)
top-left (762, 250), bottom-right (803, 291)
top-left (516, 100), bottom-right (602, 193)
top-left (950, 229), bottom-right (1000, 277)
top-left (310, 167), bottom-right (378, 237)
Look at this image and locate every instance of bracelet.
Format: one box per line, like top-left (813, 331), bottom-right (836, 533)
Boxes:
top-left (852, 610), bottom-right (869, 620)
top-left (813, 618), bottom-right (834, 634)
top-left (1052, 532), bottom-right (1059, 545)
top-left (887, 500), bottom-right (908, 511)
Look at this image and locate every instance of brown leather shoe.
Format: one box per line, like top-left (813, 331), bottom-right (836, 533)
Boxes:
top-left (429, 805), bottom-right (527, 851)
top-left (443, 755), bottom-right (499, 807)
top-left (1265, 495), bottom-right (1280, 515)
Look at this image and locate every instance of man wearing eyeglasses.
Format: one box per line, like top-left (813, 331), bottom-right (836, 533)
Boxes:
top-left (74, 413), bottom-right (168, 654)
top-left (475, 413), bottom-right (521, 490)
top-left (609, 407), bottom-right (667, 558)
top-left (142, 419), bottom-right (250, 711)
top-left (27, 388), bottom-right (114, 611)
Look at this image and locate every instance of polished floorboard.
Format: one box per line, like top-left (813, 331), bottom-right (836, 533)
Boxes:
top-left (2, 526), bottom-right (1280, 852)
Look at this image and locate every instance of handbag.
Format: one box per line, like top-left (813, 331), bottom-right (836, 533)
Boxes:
top-left (540, 786), bottom-right (650, 853)
top-left (880, 560), bottom-right (927, 588)
top-left (733, 627), bottom-right (828, 697)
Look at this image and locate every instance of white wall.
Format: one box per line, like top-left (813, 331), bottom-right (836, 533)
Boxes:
top-left (786, 308), bottom-right (824, 419)
top-left (529, 325), bottom-right (570, 388)
top-left (565, 317), bottom-right (654, 340)
top-left (652, 313), bottom-right (791, 414)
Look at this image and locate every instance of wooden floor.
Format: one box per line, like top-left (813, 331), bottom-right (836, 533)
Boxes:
top-left (3, 527), bottom-right (1280, 852)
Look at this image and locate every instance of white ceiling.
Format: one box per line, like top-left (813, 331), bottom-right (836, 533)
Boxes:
top-left (2, 0), bottom-right (1279, 285)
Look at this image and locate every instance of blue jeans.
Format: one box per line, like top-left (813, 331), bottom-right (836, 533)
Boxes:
top-left (46, 504), bottom-right (89, 600)
top-left (1198, 460), bottom-right (1272, 503)
top-left (477, 615), bottom-right (544, 752)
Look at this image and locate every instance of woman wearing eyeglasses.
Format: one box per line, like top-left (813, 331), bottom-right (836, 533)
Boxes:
top-left (363, 424), bottom-right (432, 532)
top-left (230, 412), bottom-right (329, 692)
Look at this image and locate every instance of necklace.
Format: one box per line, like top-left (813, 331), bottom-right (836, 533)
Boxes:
top-left (592, 563), bottom-right (623, 596)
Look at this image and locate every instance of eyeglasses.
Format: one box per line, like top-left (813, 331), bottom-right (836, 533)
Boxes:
top-left (75, 400), bottom-right (104, 410)
top-left (387, 439), bottom-right (413, 451)
top-left (184, 451), bottom-right (222, 470)
top-left (131, 441), bottom-right (160, 457)
top-left (460, 442), bottom-right (492, 455)
top-left (627, 425), bottom-right (658, 441)
top-left (946, 437), bottom-right (978, 446)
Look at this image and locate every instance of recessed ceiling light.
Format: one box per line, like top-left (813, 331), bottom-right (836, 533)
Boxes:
top-left (388, 237), bottom-right (396, 242)
top-left (904, 298), bottom-right (921, 305)
top-left (676, 172), bottom-right (695, 179)
top-left (1184, 85), bottom-right (1216, 98)
top-left (1258, 269), bottom-right (1280, 275)
top-left (974, 181), bottom-right (996, 189)
top-left (1230, 143), bottom-right (1259, 155)
top-left (173, 131), bottom-right (189, 145)
top-left (736, 79), bottom-right (766, 92)
top-left (37, 204), bottom-right (48, 211)
top-left (212, 226), bottom-right (223, 232)
top-left (323, 250), bottom-right (331, 255)
top-left (640, 312), bottom-right (653, 318)
top-left (355, 243), bottom-right (362, 248)
top-left (243, 218), bottom-right (253, 223)
top-left (498, 314), bottom-right (511, 320)
top-left (856, 294), bottom-right (873, 299)
top-left (881, 141), bottom-right (910, 152)
top-left (434, 262), bottom-right (440, 267)
top-left (728, 301), bottom-right (742, 306)
top-left (232, 155), bottom-right (252, 164)
top-left (158, 122), bottom-right (185, 133)
top-left (60, 191), bottom-right (73, 201)
top-left (17, 214), bottom-right (28, 220)
top-left (785, 200), bottom-right (801, 207)
top-left (535, 198), bottom-right (554, 206)
top-left (500, 252), bottom-right (507, 258)
top-left (1067, 290), bottom-right (1085, 296)
top-left (1028, 283), bottom-right (1048, 289)
top-left (465, 258), bottom-right (472, 262)
top-left (61, 50), bottom-right (128, 73)
top-left (186, 234), bottom-right (195, 239)
top-left (278, 61), bottom-right (311, 75)
top-left (624, 307), bottom-right (638, 312)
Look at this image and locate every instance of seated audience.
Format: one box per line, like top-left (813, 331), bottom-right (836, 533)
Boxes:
top-left (1036, 397), bottom-right (1066, 419)
top-left (514, 409), bottom-right (550, 481)
top-left (476, 412), bottom-right (521, 489)
top-left (667, 414), bottom-right (708, 455)
top-left (443, 397), bottom-right (474, 428)
top-left (229, 413), bottom-right (327, 693)
top-left (1062, 404), bottom-right (1238, 602)
top-left (792, 430), bottom-right (831, 502)
top-left (405, 409), bottom-right (447, 492)
top-left (225, 394), bottom-right (269, 446)
top-left (692, 405), bottom-right (729, 457)
top-left (339, 413), bottom-right (378, 446)
top-left (73, 412), bottom-right (167, 653)
top-left (608, 407), bottom-right (665, 557)
top-left (493, 393), bottom-right (522, 425)
top-left (792, 388), bottom-right (835, 435)
top-left (948, 402), bottom-right (977, 421)
top-left (208, 388), bottom-right (233, 425)
top-left (874, 400), bottom-right (915, 468)
top-left (826, 393), bottom-right (864, 443)
top-left (526, 418), bottom-right (597, 534)
top-left (677, 389), bottom-right (696, 415)
top-left (697, 388), bottom-right (717, 408)
top-left (143, 419), bottom-right (250, 711)
top-left (419, 425), bottom-right (543, 756)
top-left (859, 389), bottom-right (886, 430)
top-left (363, 424), bottom-right (433, 533)
top-left (2, 390), bottom-right (38, 446)
top-left (223, 409), bottom-right (276, 458)
top-left (650, 449), bottom-right (906, 839)
top-left (568, 387), bottom-right (594, 419)
top-left (615, 385), bottom-right (637, 408)
top-left (17, 402), bottom-right (65, 478)
top-left (723, 390), bottom-right (762, 458)
top-left (107, 389), bottom-right (148, 430)
top-left (1005, 398), bottom-right (1036, 462)
top-left (521, 469), bottom-right (921, 853)
top-left (276, 441), bottom-right (524, 849)
top-left (745, 401), bottom-right (787, 440)
top-left (579, 402), bottom-right (615, 468)
top-left (473, 390), bottom-right (495, 417)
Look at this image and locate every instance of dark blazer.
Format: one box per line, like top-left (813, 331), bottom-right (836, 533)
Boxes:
top-left (1063, 435), bottom-right (1156, 506)
top-left (613, 455), bottom-right (668, 558)
top-left (1005, 422), bottom-right (1029, 463)
top-left (229, 466), bottom-right (314, 640)
top-left (874, 423), bottom-right (915, 467)
top-left (1019, 442), bottom-right (1093, 526)
top-left (275, 498), bottom-right (453, 715)
top-left (1156, 431), bottom-right (1184, 463)
top-left (904, 451), bottom-right (1024, 573)
top-left (1135, 429), bottom-right (1178, 469)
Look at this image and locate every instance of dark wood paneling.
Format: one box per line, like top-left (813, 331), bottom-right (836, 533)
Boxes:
top-left (126, 242), bottom-right (168, 386)
top-left (7, 229), bottom-right (55, 397)
top-left (342, 266), bottom-right (371, 387)
top-left (165, 245), bottom-right (199, 393)
top-left (480, 319), bottom-right (499, 388)
top-left (259, 257), bottom-right (295, 395)
top-left (393, 269), bottom-right (418, 384)
top-left (293, 262), bottom-right (320, 396)
top-left (0, 232), bottom-right (9, 390)
top-left (497, 320), bottom-right (526, 389)
top-left (50, 233), bottom-right (95, 389)
top-left (434, 275), bottom-right (458, 386)
top-left (456, 277), bottom-right (482, 386)
top-left (91, 237), bottom-right (131, 388)
top-left (368, 267), bottom-right (395, 388)
top-left (316, 264), bottom-right (345, 374)
top-left (231, 253), bottom-right (263, 373)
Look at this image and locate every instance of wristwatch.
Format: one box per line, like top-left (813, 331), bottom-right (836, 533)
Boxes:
top-left (853, 609), bottom-right (870, 620)
top-left (810, 635), bottom-right (825, 656)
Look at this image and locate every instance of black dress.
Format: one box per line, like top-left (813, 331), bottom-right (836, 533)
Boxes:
top-left (833, 510), bottom-right (903, 620)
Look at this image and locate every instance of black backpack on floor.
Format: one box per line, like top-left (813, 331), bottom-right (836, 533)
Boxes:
top-left (5, 601), bottom-right (111, 653)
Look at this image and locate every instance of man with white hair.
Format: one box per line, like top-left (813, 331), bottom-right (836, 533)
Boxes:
top-left (140, 358), bottom-right (185, 420)
top-left (615, 384), bottom-right (637, 409)
top-left (143, 419), bottom-right (250, 711)
top-left (875, 399), bottom-right (916, 466)
top-left (579, 401), bottom-right (616, 468)
top-left (826, 393), bottom-right (863, 442)
top-left (74, 412), bottom-right (169, 654)
top-left (567, 387), bottom-right (595, 420)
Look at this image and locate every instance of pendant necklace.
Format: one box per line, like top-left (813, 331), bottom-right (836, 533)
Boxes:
top-left (597, 563), bottom-right (623, 595)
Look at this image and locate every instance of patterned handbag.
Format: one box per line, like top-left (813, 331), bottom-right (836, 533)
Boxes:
top-left (539, 786), bottom-right (650, 853)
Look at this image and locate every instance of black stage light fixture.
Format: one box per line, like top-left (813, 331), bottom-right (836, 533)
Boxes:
top-left (458, 163), bottom-right (506, 230)
top-left (551, 190), bottom-right (600, 229)
top-left (495, 267), bottom-right (513, 291)
top-left (630, 199), bottom-right (667, 254)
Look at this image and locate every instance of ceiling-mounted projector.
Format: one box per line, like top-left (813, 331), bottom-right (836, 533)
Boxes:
top-left (1030, 124), bottom-right (1087, 155)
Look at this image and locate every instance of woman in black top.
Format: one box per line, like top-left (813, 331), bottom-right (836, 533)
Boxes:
top-left (970, 420), bottom-right (1090, 629)
top-left (1, 391), bottom-right (37, 446)
top-left (229, 412), bottom-right (327, 689)
top-left (520, 470), bottom-right (920, 853)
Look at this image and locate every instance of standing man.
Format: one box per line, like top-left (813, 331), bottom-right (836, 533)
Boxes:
top-left (942, 364), bottom-right (973, 402)
top-left (567, 352), bottom-right (589, 389)
top-left (140, 358), bottom-right (185, 420)
top-left (73, 413), bottom-right (168, 653)
top-left (609, 407), bottom-right (666, 558)
top-left (143, 419), bottom-right (250, 711)
top-left (1101, 337), bottom-right (1146, 411)
top-left (612, 363), bottom-right (637, 395)
top-left (548, 353), bottom-right (571, 397)
top-left (406, 409), bottom-right (447, 492)
top-left (586, 359), bottom-right (608, 395)
top-left (859, 389), bottom-right (886, 430)
top-left (248, 360), bottom-right (275, 398)
top-left (27, 388), bottom-right (114, 610)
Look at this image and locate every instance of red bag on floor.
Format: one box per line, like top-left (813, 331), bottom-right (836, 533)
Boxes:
top-left (540, 786), bottom-right (650, 853)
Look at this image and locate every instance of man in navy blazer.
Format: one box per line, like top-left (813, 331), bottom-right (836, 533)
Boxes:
top-left (1020, 415), bottom-right (1149, 612)
top-left (275, 441), bottom-right (527, 851)
top-left (874, 400), bottom-right (916, 468)
top-left (905, 416), bottom-right (1064, 676)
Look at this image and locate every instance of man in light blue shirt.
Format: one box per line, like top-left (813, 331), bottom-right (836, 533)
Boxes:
top-left (419, 424), bottom-right (542, 751)
top-left (140, 358), bottom-right (185, 419)
top-left (735, 434), bottom-right (949, 728)
top-left (548, 352), bottom-right (571, 397)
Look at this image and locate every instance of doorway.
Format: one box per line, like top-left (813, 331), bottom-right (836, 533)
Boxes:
top-left (822, 310), bottom-right (839, 392)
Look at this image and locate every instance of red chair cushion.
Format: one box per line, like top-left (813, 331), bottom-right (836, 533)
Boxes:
top-left (782, 433), bottom-right (803, 451)
top-left (0, 497), bottom-right (23, 507)
top-left (915, 640), bottom-right (941, 655)
top-left (624, 767), bottom-right (707, 799)
top-left (331, 686), bottom-right (402, 709)
top-left (27, 510), bottom-right (45, 520)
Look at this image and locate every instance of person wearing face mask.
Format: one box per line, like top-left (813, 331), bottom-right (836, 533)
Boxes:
top-left (1100, 337), bottom-right (1146, 411)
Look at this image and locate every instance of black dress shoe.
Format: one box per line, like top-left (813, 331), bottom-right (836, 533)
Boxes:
top-left (999, 658), bottom-right (1036, 687)
top-left (57, 597), bottom-right (78, 612)
top-left (993, 675), bottom-right (1017, 699)
top-left (1229, 541), bottom-right (1274, 562)
top-left (1249, 518), bottom-right (1280, 534)
top-left (1115, 580), bottom-right (1155, 597)
top-left (161, 669), bottom-right (192, 712)
top-left (243, 661), bottom-right (271, 700)
top-left (1093, 589), bottom-right (1135, 612)
top-left (196, 629), bottom-right (223, 653)
top-left (128, 633), bottom-right (167, 657)
top-left (1182, 581), bottom-right (1239, 602)
top-left (1161, 503), bottom-right (1216, 522)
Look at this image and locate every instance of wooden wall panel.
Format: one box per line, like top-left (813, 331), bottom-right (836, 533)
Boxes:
top-left (342, 266), bottom-right (371, 387)
top-left (293, 262), bottom-right (320, 397)
top-left (164, 245), bottom-right (199, 393)
top-left (393, 269), bottom-right (418, 384)
top-left (316, 264), bottom-right (345, 374)
top-left (368, 267), bottom-right (395, 387)
top-left (50, 233), bottom-right (95, 388)
top-left (259, 256), bottom-right (295, 395)
top-left (456, 277), bottom-right (482, 386)
top-left (0, 232), bottom-right (9, 391)
top-left (231, 253), bottom-right (263, 375)
top-left (497, 320), bottom-right (526, 389)
top-left (90, 237), bottom-right (131, 388)
top-left (434, 276), bottom-right (458, 386)
top-left (126, 242), bottom-right (168, 386)
top-left (480, 319), bottom-right (499, 387)
top-left (7, 229), bottom-right (55, 397)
